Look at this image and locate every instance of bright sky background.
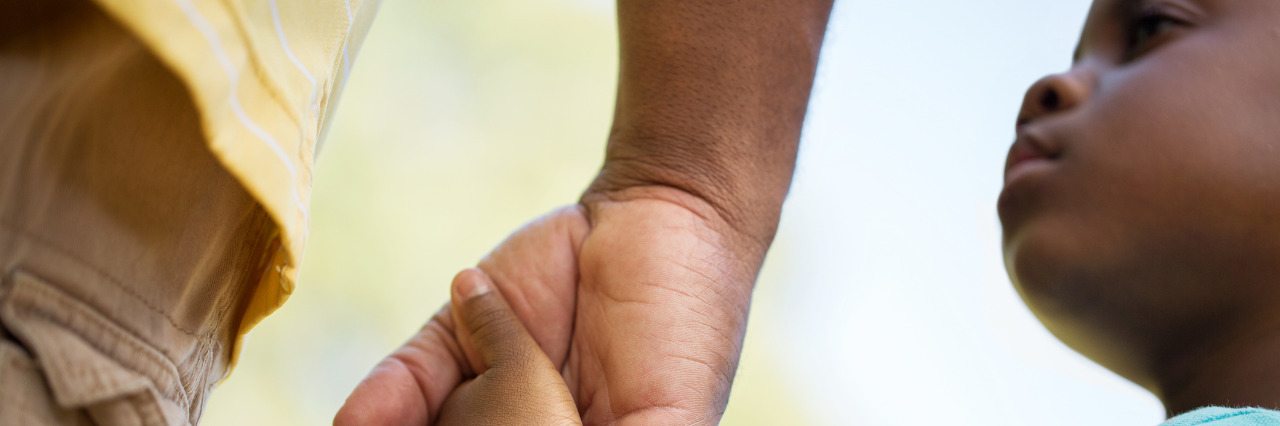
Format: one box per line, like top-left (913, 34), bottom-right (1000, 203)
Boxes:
top-left (203, 1), bottom-right (1169, 425)
top-left (775, 0), bottom-right (1166, 424)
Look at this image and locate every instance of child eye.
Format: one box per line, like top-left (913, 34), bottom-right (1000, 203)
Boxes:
top-left (1124, 10), bottom-right (1184, 61)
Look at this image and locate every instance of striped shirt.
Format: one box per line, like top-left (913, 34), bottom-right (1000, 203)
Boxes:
top-left (90, 0), bottom-right (380, 366)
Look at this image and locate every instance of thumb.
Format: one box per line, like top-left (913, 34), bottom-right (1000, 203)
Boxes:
top-left (449, 268), bottom-right (542, 375)
top-left (440, 269), bottom-right (581, 425)
top-left (334, 305), bottom-right (465, 426)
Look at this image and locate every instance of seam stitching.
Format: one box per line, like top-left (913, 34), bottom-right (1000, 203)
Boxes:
top-left (5, 279), bottom-right (193, 412)
top-left (0, 219), bottom-right (201, 338)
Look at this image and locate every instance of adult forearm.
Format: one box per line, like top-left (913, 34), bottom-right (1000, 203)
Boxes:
top-left (587, 0), bottom-right (834, 253)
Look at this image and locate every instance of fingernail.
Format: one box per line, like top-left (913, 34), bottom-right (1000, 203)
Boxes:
top-left (458, 269), bottom-right (493, 299)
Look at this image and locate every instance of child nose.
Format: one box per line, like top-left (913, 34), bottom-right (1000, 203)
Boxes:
top-left (1017, 70), bottom-right (1093, 127)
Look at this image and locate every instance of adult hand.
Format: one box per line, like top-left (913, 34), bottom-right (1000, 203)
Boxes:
top-left (559, 187), bottom-right (760, 424)
top-left (335, 186), bottom-right (762, 425)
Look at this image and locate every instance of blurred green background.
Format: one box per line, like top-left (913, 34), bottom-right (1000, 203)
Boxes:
top-left (201, 0), bottom-right (808, 424)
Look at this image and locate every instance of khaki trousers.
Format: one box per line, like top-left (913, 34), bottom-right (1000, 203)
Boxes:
top-left (0, 1), bottom-right (276, 424)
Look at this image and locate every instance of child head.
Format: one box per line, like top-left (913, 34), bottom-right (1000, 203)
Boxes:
top-left (999, 0), bottom-right (1280, 413)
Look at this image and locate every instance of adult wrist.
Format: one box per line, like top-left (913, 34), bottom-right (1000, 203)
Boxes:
top-left (581, 155), bottom-right (787, 267)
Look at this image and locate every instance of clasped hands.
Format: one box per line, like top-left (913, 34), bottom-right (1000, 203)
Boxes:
top-left (335, 187), bottom-right (768, 425)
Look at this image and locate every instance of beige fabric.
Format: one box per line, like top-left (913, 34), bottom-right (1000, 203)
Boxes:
top-left (0, 2), bottom-right (275, 424)
top-left (86, 0), bottom-right (381, 360)
top-left (0, 339), bottom-right (93, 425)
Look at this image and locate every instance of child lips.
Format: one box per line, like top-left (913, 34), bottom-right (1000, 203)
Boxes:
top-left (1004, 155), bottom-right (1054, 186)
top-left (1004, 135), bottom-right (1058, 185)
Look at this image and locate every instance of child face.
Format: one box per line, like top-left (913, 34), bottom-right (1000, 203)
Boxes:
top-left (999, 0), bottom-right (1280, 390)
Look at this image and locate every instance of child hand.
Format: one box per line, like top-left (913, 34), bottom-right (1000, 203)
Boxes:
top-left (437, 269), bottom-right (582, 425)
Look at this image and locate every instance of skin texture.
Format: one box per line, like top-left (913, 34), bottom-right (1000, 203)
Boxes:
top-left (336, 1), bottom-right (834, 424)
top-left (1000, 0), bottom-right (1280, 417)
top-left (438, 269), bottom-right (580, 425)
top-left (334, 194), bottom-right (773, 425)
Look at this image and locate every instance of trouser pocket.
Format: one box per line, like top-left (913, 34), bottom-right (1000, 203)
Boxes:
top-left (0, 271), bottom-right (190, 426)
top-left (0, 338), bottom-right (95, 425)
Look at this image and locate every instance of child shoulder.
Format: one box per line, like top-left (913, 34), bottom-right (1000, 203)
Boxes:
top-left (1162, 407), bottom-right (1280, 426)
